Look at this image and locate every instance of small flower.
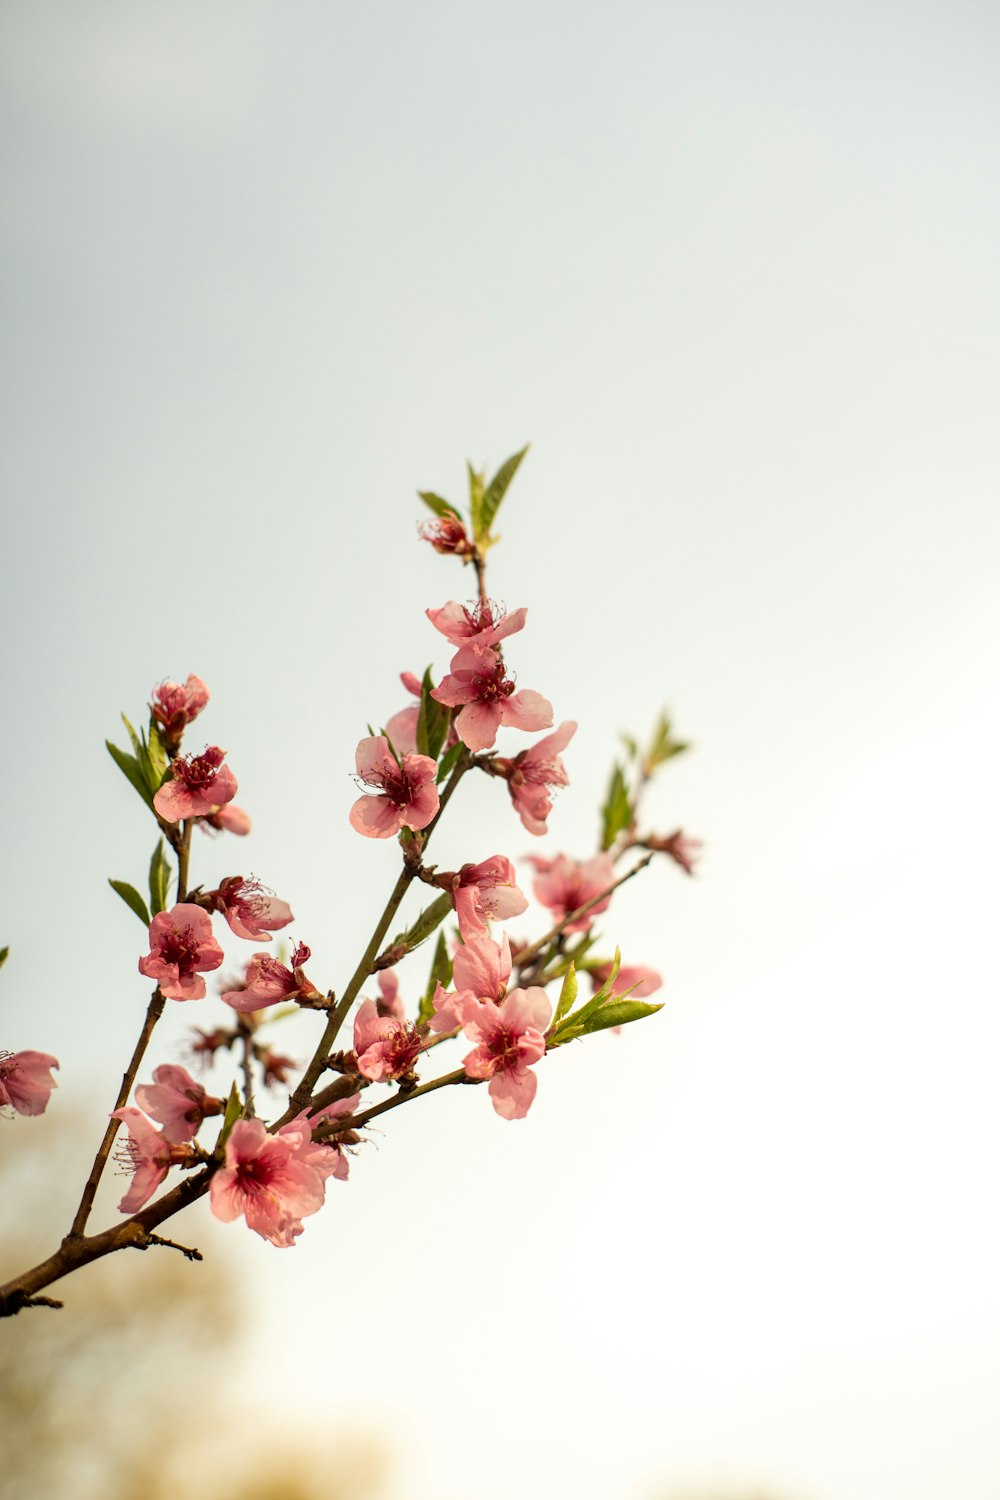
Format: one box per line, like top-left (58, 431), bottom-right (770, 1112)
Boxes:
top-left (209, 1117), bottom-right (330, 1247)
top-left (349, 736), bottom-right (440, 839)
top-left (0, 1050), bottom-right (59, 1117)
top-left (111, 1106), bottom-right (195, 1213)
top-left (153, 746), bottom-right (238, 824)
top-left (431, 647), bottom-right (553, 752)
top-left (134, 1063), bottom-right (224, 1143)
top-left (150, 675), bottom-right (209, 751)
top-left (449, 855), bottom-right (528, 938)
top-left (495, 721), bottom-right (577, 836)
top-left (419, 515), bottom-right (475, 557)
top-left (221, 943), bottom-right (320, 1013)
top-left (460, 987), bottom-right (551, 1120)
top-left (186, 1024), bottom-right (236, 1069)
top-left (373, 971), bottom-right (405, 1020)
top-left (211, 876), bottom-right (294, 942)
top-left (258, 1046), bottom-right (298, 1089)
top-left (646, 829), bottom-right (703, 876)
top-left (426, 599), bottom-right (528, 653)
top-left (529, 853), bottom-right (616, 933)
top-left (353, 1000), bottom-right (424, 1082)
top-left (139, 904), bottom-right (225, 1001)
top-left (280, 1094), bottom-right (361, 1183)
top-left (201, 803), bottom-right (252, 836)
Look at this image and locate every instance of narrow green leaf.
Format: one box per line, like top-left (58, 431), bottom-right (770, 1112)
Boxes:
top-left (0, 946), bottom-right (9, 971)
top-left (417, 490), bottom-right (463, 523)
top-left (148, 839), bottom-right (171, 916)
top-left (620, 732), bottom-right (639, 761)
top-left (549, 948), bottom-right (622, 1042)
top-left (467, 461), bottom-right (485, 539)
top-left (416, 667), bottom-right (449, 762)
top-left (394, 892), bottom-right (453, 954)
top-left (121, 712), bottom-right (142, 759)
top-left (418, 931), bottom-right (454, 1027)
top-left (600, 763), bottom-right (633, 850)
top-left (478, 444), bottom-right (528, 540)
top-left (580, 998), bottom-right (664, 1036)
top-left (645, 711), bottom-right (689, 771)
top-left (145, 716), bottom-right (170, 784)
top-left (551, 962), bottom-right (578, 1031)
top-left (108, 879), bottom-right (151, 927)
top-left (217, 1082), bottom-right (244, 1149)
top-left (106, 740), bottom-right (155, 809)
top-left (435, 740), bottom-right (463, 784)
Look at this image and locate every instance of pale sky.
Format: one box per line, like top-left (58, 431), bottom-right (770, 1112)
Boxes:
top-left (1, 4), bottom-right (998, 1498)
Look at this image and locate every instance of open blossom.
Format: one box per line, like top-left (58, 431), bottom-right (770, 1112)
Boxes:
top-left (209, 1117), bottom-right (329, 1247)
top-left (419, 514), bottom-right (475, 557)
top-left (221, 943), bottom-right (320, 1013)
top-left (0, 1050), bottom-right (59, 1116)
top-left (150, 675), bottom-right (209, 750)
top-left (353, 1000), bottom-right (424, 1081)
top-left (430, 931), bottom-right (511, 1032)
top-left (589, 962), bottom-right (662, 999)
top-left (139, 904), bottom-right (225, 1001)
top-left (153, 746), bottom-right (238, 824)
top-left (459, 986), bottom-right (551, 1120)
top-left (111, 1106), bottom-right (195, 1213)
top-left (349, 736), bottom-right (439, 839)
top-left (496, 720), bottom-right (577, 836)
top-left (211, 876), bottom-right (294, 941)
top-left (202, 803), bottom-right (252, 836)
top-left (449, 856), bottom-right (528, 938)
top-left (134, 1063), bottom-right (224, 1143)
top-left (530, 852), bottom-right (616, 933)
top-left (431, 647), bottom-right (553, 752)
top-left (426, 599), bottom-right (528, 654)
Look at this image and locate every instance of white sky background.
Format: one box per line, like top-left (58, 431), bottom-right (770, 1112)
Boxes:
top-left (1, 3), bottom-right (999, 1497)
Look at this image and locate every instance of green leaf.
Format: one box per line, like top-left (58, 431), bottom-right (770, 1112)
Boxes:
top-left (416, 666), bottom-right (449, 762)
top-left (600, 763), bottom-right (633, 850)
top-left (644, 711), bottom-right (689, 772)
top-left (145, 716), bottom-right (170, 784)
top-left (478, 444), bottom-right (528, 541)
top-left (393, 892), bottom-right (453, 955)
top-left (108, 879), bottom-right (151, 927)
top-left (418, 490), bottom-right (463, 523)
top-left (435, 740), bottom-right (464, 784)
top-left (106, 740), bottom-right (155, 809)
top-left (620, 732), bottom-right (639, 761)
top-left (579, 998), bottom-right (664, 1036)
top-left (467, 462), bottom-right (485, 538)
top-left (418, 930), bottom-right (454, 1027)
top-left (0, 946), bottom-right (9, 972)
top-left (217, 1083), bottom-right (244, 1149)
top-left (548, 948), bottom-right (622, 1044)
top-left (551, 962), bottom-right (578, 1031)
top-left (148, 839), bottom-right (171, 916)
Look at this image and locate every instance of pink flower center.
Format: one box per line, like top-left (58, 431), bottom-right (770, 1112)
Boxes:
top-left (174, 747), bottom-right (225, 791)
top-left (472, 659), bottom-right (515, 704)
top-left (374, 764), bottom-right (418, 808)
top-left (383, 1023), bottom-right (423, 1075)
top-left (486, 1027), bottom-right (522, 1073)
top-left (234, 1154), bottom-right (280, 1196)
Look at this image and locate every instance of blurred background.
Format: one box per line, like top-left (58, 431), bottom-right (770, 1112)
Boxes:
top-left (1, 3), bottom-right (998, 1497)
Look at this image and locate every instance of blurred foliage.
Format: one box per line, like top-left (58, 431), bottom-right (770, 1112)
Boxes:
top-left (0, 1106), bottom-right (389, 1500)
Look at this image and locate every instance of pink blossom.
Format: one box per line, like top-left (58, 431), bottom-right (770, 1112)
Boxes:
top-left (374, 971), bottom-right (405, 1020)
top-left (279, 1093), bottom-right (361, 1183)
top-left (111, 1106), bottom-right (194, 1213)
top-left (221, 943), bottom-right (320, 1013)
top-left (202, 803), bottom-right (252, 836)
top-left (134, 1063), bottom-right (224, 1143)
top-left (588, 962), bottom-right (662, 999)
top-left (496, 721), bottom-right (577, 836)
top-left (186, 1024), bottom-right (235, 1069)
top-left (352, 1000), bottom-right (424, 1082)
top-left (153, 746), bottom-right (238, 824)
top-left (212, 876), bottom-right (294, 941)
top-left (258, 1046), bottom-right (298, 1088)
top-left (460, 987), bottom-right (551, 1120)
top-left (431, 647), bottom-right (553, 752)
top-left (150, 675), bottom-right (209, 749)
top-left (647, 828), bottom-right (703, 876)
top-left (139, 904), bottom-right (225, 1001)
top-left (419, 515), bottom-right (475, 557)
top-left (426, 599), bottom-right (528, 653)
top-left (430, 931), bottom-right (511, 1034)
top-left (449, 856), bottom-right (528, 937)
top-left (0, 1050), bottom-right (59, 1116)
top-left (530, 852), bottom-right (616, 933)
top-left (349, 736), bottom-right (439, 839)
top-left (209, 1118), bottom-right (329, 1247)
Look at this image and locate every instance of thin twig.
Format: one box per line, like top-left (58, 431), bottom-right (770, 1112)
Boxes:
top-left (513, 852), bottom-right (654, 981)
